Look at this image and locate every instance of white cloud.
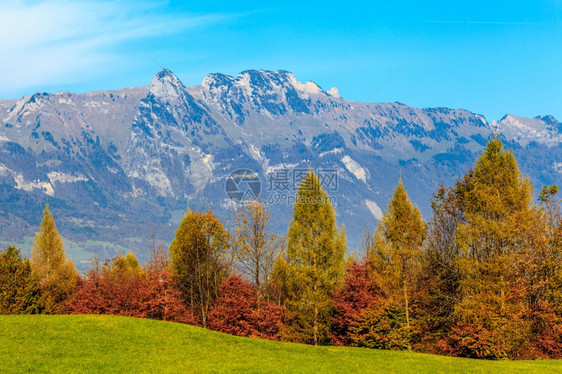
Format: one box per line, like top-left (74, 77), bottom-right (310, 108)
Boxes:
top-left (0, 0), bottom-right (229, 96)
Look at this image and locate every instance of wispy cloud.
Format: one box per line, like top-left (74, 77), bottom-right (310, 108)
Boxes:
top-left (0, 0), bottom-right (231, 96)
top-left (424, 20), bottom-right (534, 25)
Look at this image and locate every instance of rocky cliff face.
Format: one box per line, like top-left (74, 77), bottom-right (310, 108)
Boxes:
top-left (0, 69), bottom-right (560, 267)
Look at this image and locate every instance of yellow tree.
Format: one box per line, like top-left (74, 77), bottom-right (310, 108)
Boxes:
top-left (170, 209), bottom-right (229, 327)
top-left (371, 178), bottom-right (426, 331)
top-left (525, 185), bottom-right (562, 358)
top-left (110, 251), bottom-right (144, 278)
top-left (232, 202), bottom-right (283, 301)
top-left (279, 170), bottom-right (346, 345)
top-left (451, 139), bottom-right (536, 358)
top-left (31, 204), bottom-right (78, 313)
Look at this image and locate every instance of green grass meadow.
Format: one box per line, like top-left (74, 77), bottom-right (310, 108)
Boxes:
top-left (0, 315), bottom-right (560, 373)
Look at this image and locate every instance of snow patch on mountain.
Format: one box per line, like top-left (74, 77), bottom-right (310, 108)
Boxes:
top-left (341, 155), bottom-right (367, 182)
top-left (14, 175), bottom-right (54, 196)
top-left (184, 148), bottom-right (215, 194)
top-left (365, 199), bottom-right (383, 220)
top-left (135, 167), bottom-right (173, 196)
top-left (266, 163), bottom-right (300, 174)
top-left (319, 148), bottom-right (344, 158)
top-left (0, 163), bottom-right (12, 176)
top-left (47, 172), bottom-right (88, 184)
top-left (236, 72), bottom-right (253, 96)
top-left (249, 143), bottom-right (265, 162)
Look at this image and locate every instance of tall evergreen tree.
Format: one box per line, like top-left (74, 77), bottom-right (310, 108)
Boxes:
top-left (170, 209), bottom-right (229, 327)
top-left (278, 170), bottom-right (346, 345)
top-left (31, 204), bottom-right (78, 313)
top-left (433, 139), bottom-right (538, 358)
top-left (371, 178), bottom-right (426, 332)
top-left (0, 246), bottom-right (42, 314)
top-left (456, 140), bottom-right (533, 333)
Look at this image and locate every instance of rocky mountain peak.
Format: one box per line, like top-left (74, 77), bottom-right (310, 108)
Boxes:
top-left (327, 87), bottom-right (341, 98)
top-left (535, 115), bottom-right (560, 127)
top-left (491, 113), bottom-right (562, 147)
top-left (148, 68), bottom-right (186, 100)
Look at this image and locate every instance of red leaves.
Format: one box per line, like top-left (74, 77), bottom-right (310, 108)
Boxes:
top-left (330, 260), bottom-right (410, 349)
top-left (69, 265), bottom-right (195, 324)
top-left (330, 260), bottom-right (382, 346)
top-left (439, 325), bottom-right (508, 360)
top-left (207, 275), bottom-right (283, 340)
top-left (525, 305), bottom-right (562, 359)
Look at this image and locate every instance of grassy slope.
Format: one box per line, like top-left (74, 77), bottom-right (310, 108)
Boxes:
top-left (0, 315), bottom-right (560, 373)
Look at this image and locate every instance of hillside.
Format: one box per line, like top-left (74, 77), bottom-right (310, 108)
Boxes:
top-left (0, 315), bottom-right (560, 373)
top-left (0, 69), bottom-right (561, 265)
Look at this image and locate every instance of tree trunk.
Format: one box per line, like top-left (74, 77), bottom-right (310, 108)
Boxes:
top-left (256, 258), bottom-right (261, 304)
top-left (313, 242), bottom-right (318, 346)
top-left (403, 281), bottom-right (410, 329)
top-left (313, 305), bottom-right (318, 346)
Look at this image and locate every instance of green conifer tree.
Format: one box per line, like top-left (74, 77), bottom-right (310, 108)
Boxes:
top-left (31, 204), bottom-right (78, 313)
top-left (0, 246), bottom-right (43, 314)
top-left (280, 170), bottom-right (346, 345)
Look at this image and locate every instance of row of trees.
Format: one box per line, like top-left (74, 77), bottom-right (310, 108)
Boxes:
top-left (0, 206), bottom-right (77, 315)
top-left (1, 139), bottom-right (560, 359)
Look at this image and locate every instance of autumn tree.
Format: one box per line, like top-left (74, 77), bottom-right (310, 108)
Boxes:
top-left (445, 139), bottom-right (536, 358)
top-left (276, 170), bottom-right (346, 345)
top-left (0, 246), bottom-right (42, 314)
top-left (70, 251), bottom-right (193, 323)
top-left (370, 178), bottom-right (426, 336)
top-left (31, 204), bottom-right (78, 313)
top-left (518, 185), bottom-right (562, 358)
top-left (418, 139), bottom-right (549, 359)
top-left (144, 244), bottom-right (196, 323)
top-left (232, 202), bottom-right (283, 301)
top-left (170, 209), bottom-right (229, 327)
top-left (330, 259), bottom-right (383, 346)
top-left (70, 252), bottom-right (146, 317)
top-left (208, 275), bottom-right (284, 339)
top-left (417, 183), bottom-right (465, 349)
top-left (269, 253), bottom-right (290, 306)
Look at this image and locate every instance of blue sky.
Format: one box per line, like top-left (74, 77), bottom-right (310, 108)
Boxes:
top-left (1, 0), bottom-right (561, 121)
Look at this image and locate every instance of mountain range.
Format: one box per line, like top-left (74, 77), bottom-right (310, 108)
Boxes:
top-left (1, 69), bottom-right (560, 269)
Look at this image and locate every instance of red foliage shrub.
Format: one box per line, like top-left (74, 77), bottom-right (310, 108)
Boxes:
top-left (70, 261), bottom-right (195, 324)
top-left (526, 307), bottom-right (562, 359)
top-left (330, 260), bottom-right (383, 346)
top-left (535, 322), bottom-right (562, 359)
top-left (207, 275), bottom-right (283, 340)
top-left (439, 324), bottom-right (508, 360)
